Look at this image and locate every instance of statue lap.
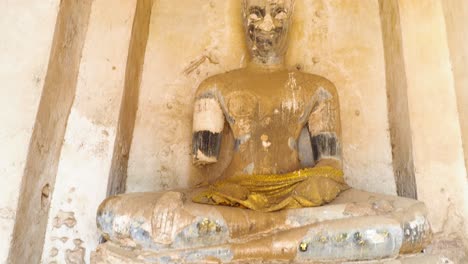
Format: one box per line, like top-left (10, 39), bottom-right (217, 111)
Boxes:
top-left (94, 188), bottom-right (431, 263)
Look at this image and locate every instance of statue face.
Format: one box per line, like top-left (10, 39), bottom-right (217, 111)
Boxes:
top-left (243, 0), bottom-right (293, 62)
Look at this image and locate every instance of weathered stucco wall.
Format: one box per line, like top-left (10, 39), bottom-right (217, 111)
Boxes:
top-left (107, 0), bottom-right (152, 196)
top-left (126, 0), bottom-right (397, 195)
top-left (287, 0), bottom-right (396, 194)
top-left (379, 0), bottom-right (418, 199)
top-left (0, 0), bottom-right (60, 262)
top-left (8, 1), bottom-right (93, 263)
top-left (397, 0), bottom-right (468, 247)
top-left (40, 1), bottom-right (137, 263)
top-left (442, 0), bottom-right (468, 176)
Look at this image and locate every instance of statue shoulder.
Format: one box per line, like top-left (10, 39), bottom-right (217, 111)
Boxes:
top-left (195, 75), bottom-right (221, 98)
top-left (295, 71), bottom-right (338, 98)
top-left (195, 70), bottom-right (242, 98)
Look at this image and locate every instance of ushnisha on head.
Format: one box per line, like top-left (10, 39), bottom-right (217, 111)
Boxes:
top-left (242, 0), bottom-right (294, 65)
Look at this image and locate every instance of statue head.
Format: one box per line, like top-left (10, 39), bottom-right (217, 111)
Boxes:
top-left (242, 0), bottom-right (294, 64)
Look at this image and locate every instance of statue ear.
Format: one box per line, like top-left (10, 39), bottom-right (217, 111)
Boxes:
top-left (285, 0), bottom-right (295, 18)
top-left (241, 0), bottom-right (248, 19)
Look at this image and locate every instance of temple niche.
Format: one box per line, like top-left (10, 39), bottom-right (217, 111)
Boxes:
top-left (1, 0), bottom-right (467, 264)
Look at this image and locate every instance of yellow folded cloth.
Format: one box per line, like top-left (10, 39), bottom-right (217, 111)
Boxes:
top-left (192, 166), bottom-right (349, 212)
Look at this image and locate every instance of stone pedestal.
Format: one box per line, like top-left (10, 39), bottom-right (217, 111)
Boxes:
top-left (91, 189), bottom-right (432, 263)
top-left (91, 244), bottom-right (450, 264)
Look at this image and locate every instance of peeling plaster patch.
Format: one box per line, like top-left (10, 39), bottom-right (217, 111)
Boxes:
top-left (243, 163), bottom-right (254, 174)
top-left (49, 247), bottom-right (58, 257)
top-left (316, 87), bottom-right (333, 102)
top-left (402, 215), bottom-right (431, 248)
top-left (281, 73), bottom-right (303, 113)
top-left (301, 87), bottom-right (333, 125)
top-left (234, 134), bottom-right (251, 151)
top-left (53, 211), bottom-right (77, 228)
top-left (43, 110), bottom-right (118, 261)
top-left (0, 207), bottom-right (15, 220)
top-left (65, 109), bottom-right (114, 158)
top-left (193, 97), bottom-right (225, 133)
top-left (111, 214), bottom-right (133, 239)
top-left (262, 141), bottom-right (272, 148)
top-left (261, 134), bottom-right (272, 148)
top-left (194, 150), bottom-right (217, 165)
top-left (73, 238), bottom-right (83, 246)
top-left (51, 236), bottom-right (69, 243)
top-left (65, 239), bottom-right (85, 264)
top-left (288, 137), bottom-right (297, 150)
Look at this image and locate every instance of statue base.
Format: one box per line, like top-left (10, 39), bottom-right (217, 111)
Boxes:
top-left (91, 243), bottom-right (449, 264)
top-left (92, 189), bottom-right (432, 263)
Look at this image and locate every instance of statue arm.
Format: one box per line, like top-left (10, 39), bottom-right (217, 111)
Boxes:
top-left (308, 84), bottom-right (343, 170)
top-left (192, 93), bottom-right (225, 165)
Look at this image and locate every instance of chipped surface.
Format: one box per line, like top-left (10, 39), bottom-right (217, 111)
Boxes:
top-left (53, 211), bottom-right (77, 228)
top-left (93, 189), bottom-right (431, 262)
top-left (65, 239), bottom-right (86, 264)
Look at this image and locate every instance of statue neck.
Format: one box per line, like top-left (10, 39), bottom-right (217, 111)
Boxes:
top-left (248, 55), bottom-right (286, 72)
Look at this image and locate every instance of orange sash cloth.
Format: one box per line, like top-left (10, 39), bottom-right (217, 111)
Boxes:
top-left (192, 166), bottom-right (349, 212)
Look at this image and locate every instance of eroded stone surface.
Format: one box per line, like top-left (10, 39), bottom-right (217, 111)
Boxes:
top-left (92, 243), bottom-right (449, 264)
top-left (94, 189), bottom-right (431, 263)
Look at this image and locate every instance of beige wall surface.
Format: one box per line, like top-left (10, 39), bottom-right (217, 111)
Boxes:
top-left (288, 0), bottom-right (396, 195)
top-left (442, 0), bottom-right (468, 175)
top-left (126, 0), bottom-right (397, 195)
top-left (397, 0), bottom-right (468, 240)
top-left (40, 1), bottom-right (136, 263)
top-left (0, 0), bottom-right (59, 262)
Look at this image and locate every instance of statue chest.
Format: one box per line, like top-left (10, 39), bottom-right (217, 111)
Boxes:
top-left (224, 89), bottom-right (309, 136)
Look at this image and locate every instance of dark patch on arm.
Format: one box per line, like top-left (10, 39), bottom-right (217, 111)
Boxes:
top-left (233, 139), bottom-right (241, 152)
top-left (192, 131), bottom-right (222, 160)
top-left (311, 133), bottom-right (339, 162)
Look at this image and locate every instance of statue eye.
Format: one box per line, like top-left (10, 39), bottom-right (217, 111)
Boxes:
top-left (273, 8), bottom-right (287, 20)
top-left (249, 7), bottom-right (264, 21)
top-left (249, 13), bottom-right (261, 21)
top-left (275, 11), bottom-right (287, 20)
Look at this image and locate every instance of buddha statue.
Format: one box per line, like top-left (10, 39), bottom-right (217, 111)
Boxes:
top-left (92, 1), bottom-right (432, 263)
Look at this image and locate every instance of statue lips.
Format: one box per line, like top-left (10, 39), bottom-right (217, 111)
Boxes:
top-left (253, 31), bottom-right (281, 50)
top-left (256, 38), bottom-right (274, 50)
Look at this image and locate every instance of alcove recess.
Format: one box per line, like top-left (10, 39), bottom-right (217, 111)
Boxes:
top-left (2, 0), bottom-right (466, 263)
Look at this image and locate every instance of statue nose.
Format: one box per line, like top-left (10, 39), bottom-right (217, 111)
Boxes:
top-left (259, 14), bottom-right (274, 31)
